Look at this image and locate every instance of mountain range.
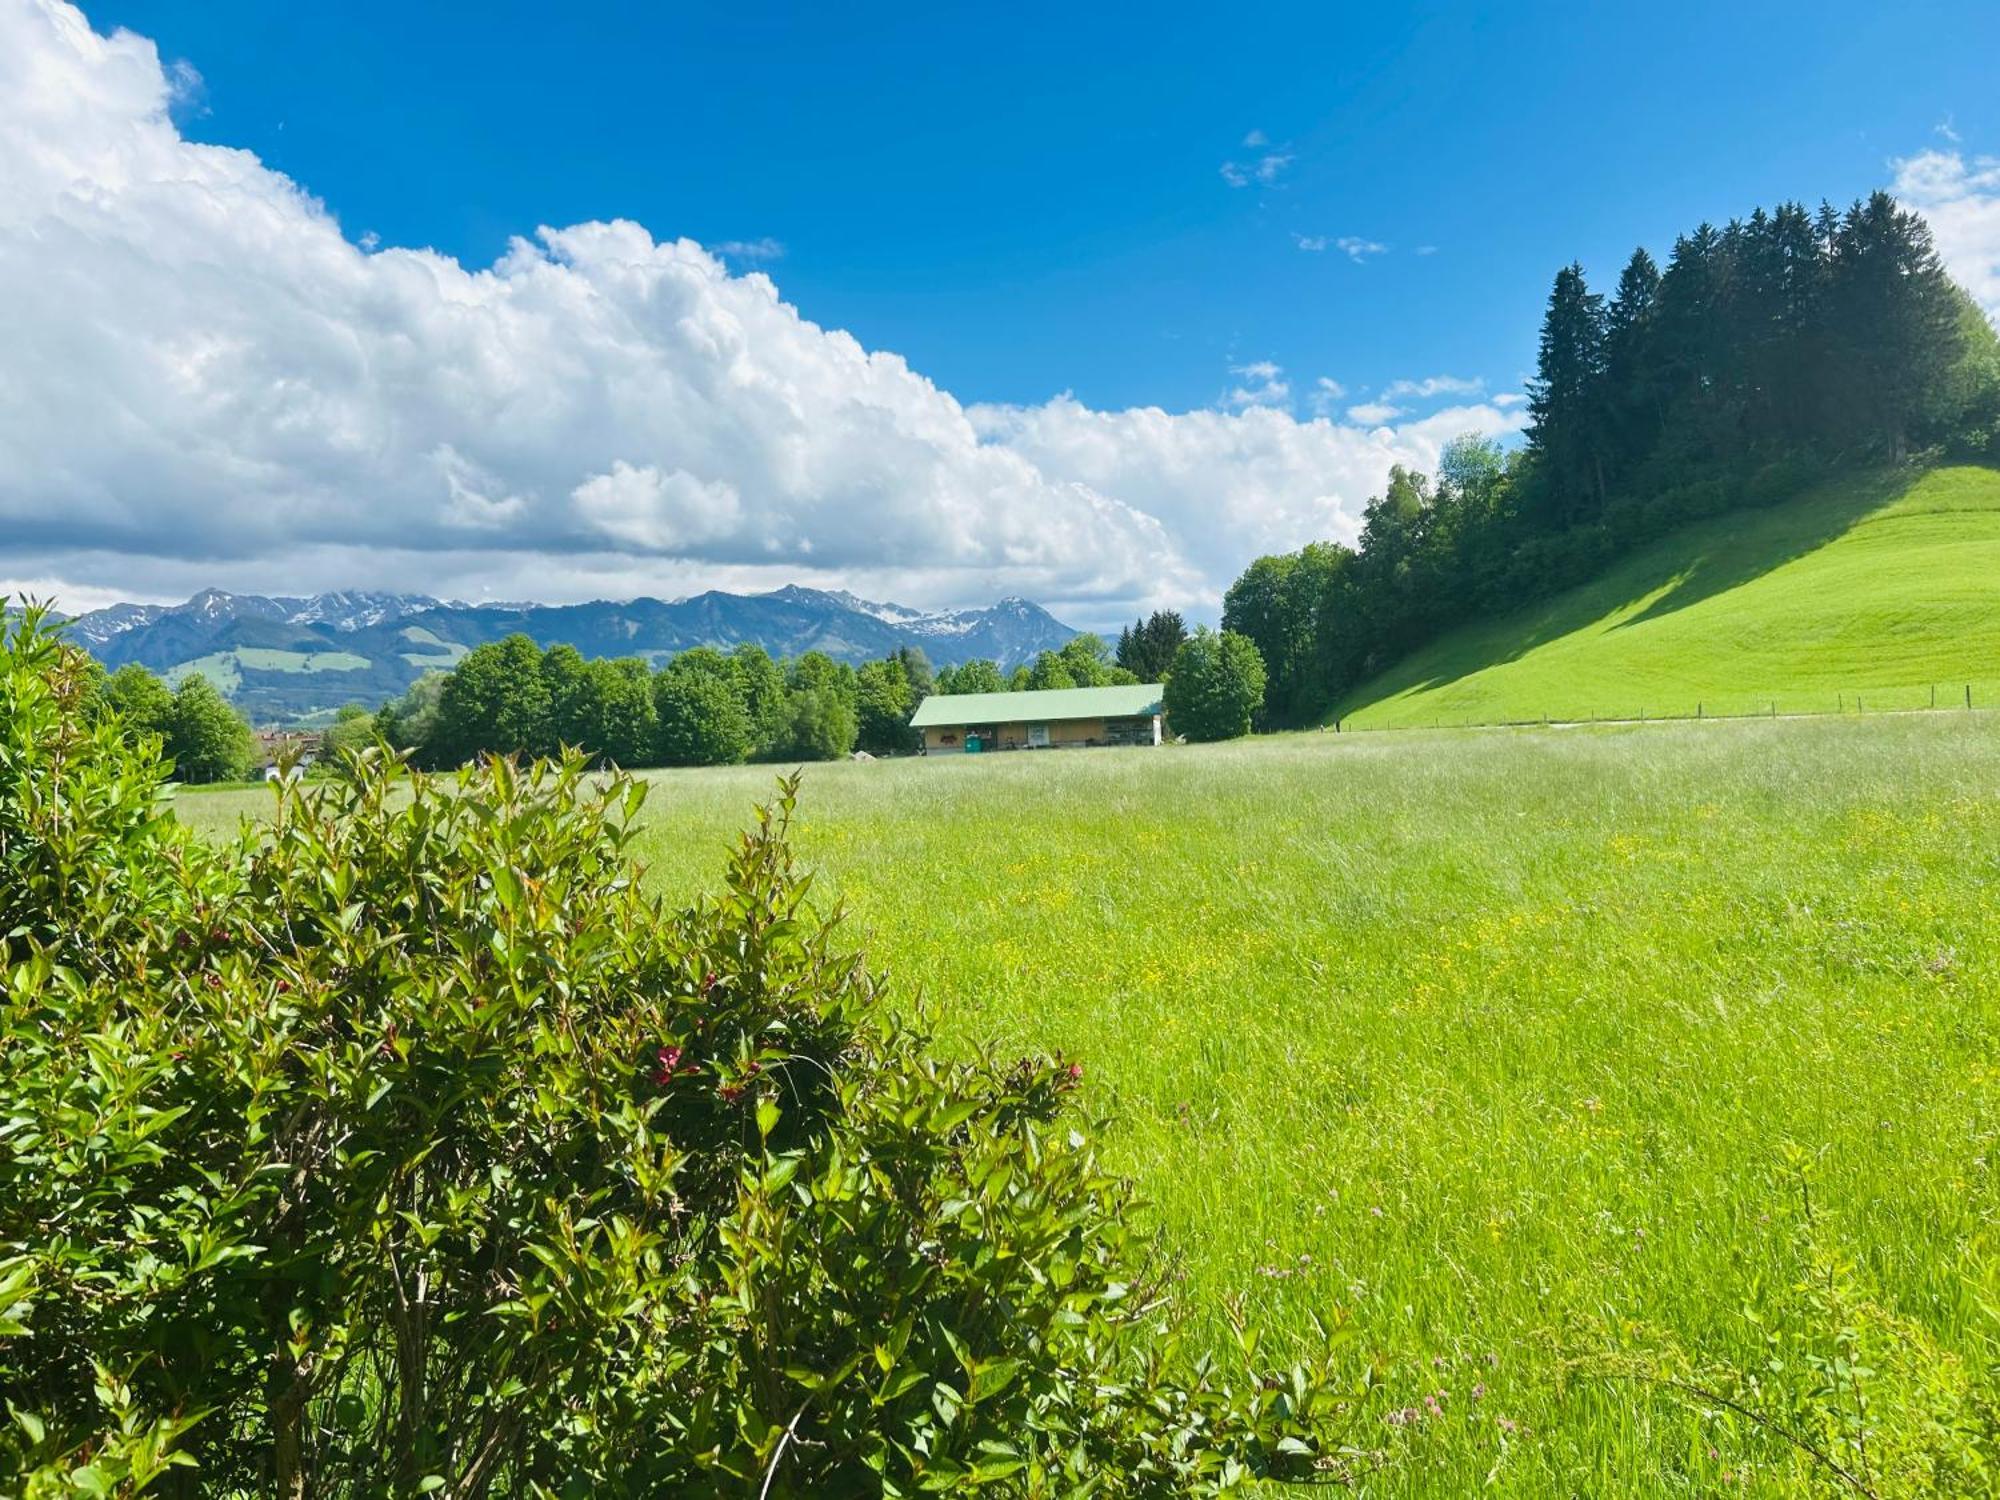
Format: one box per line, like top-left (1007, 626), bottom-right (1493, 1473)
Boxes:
top-left (55, 586), bottom-right (1078, 723)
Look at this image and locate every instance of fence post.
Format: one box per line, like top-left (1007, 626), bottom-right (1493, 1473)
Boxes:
top-left (1931, 684), bottom-right (1937, 710)
top-left (1697, 702), bottom-right (1703, 720)
top-left (1969, 685), bottom-right (1975, 711)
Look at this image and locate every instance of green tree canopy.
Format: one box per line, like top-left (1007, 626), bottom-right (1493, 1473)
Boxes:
top-left (571, 657), bottom-right (658, 768)
top-left (730, 642), bottom-right (790, 757)
top-left (787, 649), bottom-right (858, 706)
top-left (1116, 611), bottom-right (1187, 682)
top-left (1162, 627), bottom-right (1267, 743)
top-left (935, 658), bottom-right (1006, 695)
top-left (98, 662), bottom-right (174, 744)
top-left (1055, 634), bottom-right (1116, 687)
top-left (654, 667), bottom-right (753, 767)
top-left (854, 656), bottom-right (917, 756)
top-left (889, 644), bottom-right (934, 701)
top-left (164, 672), bottom-right (255, 783)
top-left (321, 708), bottom-right (377, 765)
top-left (1526, 261), bottom-right (1609, 524)
top-left (375, 673), bottom-right (446, 766)
top-left (776, 687), bottom-right (859, 761)
top-left (1023, 650), bottom-right (1077, 691)
top-left (538, 642), bottom-right (592, 757)
top-left (432, 635), bottom-right (551, 766)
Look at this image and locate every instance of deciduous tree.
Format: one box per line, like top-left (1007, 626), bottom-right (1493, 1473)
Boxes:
top-left (1162, 627), bottom-right (1266, 742)
top-left (164, 672), bottom-right (254, 783)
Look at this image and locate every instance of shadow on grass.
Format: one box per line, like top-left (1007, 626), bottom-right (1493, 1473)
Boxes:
top-left (1610, 468), bottom-right (1894, 631)
top-left (1337, 466), bottom-right (1906, 717)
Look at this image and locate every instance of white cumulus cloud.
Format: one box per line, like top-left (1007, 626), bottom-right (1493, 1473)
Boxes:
top-left (969, 396), bottom-right (1522, 608)
top-left (0, 0), bottom-right (1523, 626)
top-left (1893, 147), bottom-right (2000, 323)
top-left (1223, 360), bottom-right (1291, 409)
top-left (1345, 401), bottom-right (1405, 426)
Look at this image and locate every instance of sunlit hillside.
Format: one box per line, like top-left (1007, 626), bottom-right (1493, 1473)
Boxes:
top-left (1339, 465), bottom-right (2000, 727)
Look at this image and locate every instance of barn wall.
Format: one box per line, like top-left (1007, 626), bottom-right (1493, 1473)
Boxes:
top-left (921, 717), bottom-right (1159, 752)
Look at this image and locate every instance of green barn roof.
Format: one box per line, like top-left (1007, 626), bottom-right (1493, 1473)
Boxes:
top-left (909, 684), bottom-right (1164, 728)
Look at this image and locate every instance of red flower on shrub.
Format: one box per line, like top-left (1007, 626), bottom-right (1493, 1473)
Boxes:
top-left (651, 1045), bottom-right (684, 1086)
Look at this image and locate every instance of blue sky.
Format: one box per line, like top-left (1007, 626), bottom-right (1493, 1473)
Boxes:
top-left (5, 0), bottom-right (1999, 621)
top-left (97, 0), bottom-right (2000, 413)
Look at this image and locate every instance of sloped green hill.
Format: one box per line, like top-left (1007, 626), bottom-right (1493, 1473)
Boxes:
top-left (1338, 465), bottom-right (2000, 727)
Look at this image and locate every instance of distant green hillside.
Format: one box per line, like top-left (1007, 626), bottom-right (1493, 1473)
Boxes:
top-left (1339, 465), bottom-right (2000, 727)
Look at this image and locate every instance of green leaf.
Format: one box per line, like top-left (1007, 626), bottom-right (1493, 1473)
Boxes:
top-left (968, 1358), bottom-right (1024, 1405)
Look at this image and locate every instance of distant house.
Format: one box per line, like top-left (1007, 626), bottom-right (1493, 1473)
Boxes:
top-left (909, 684), bottom-right (1164, 754)
top-left (255, 730), bottom-right (321, 781)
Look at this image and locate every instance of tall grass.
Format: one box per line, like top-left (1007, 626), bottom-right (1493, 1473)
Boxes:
top-left (176, 714), bottom-right (2000, 1492)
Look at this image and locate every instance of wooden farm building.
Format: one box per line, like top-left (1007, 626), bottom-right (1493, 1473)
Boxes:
top-left (909, 684), bottom-right (1165, 754)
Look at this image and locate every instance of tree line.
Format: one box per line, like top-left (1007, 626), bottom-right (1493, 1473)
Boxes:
top-left (353, 636), bottom-right (944, 768)
top-left (379, 621), bottom-right (1212, 766)
top-left (366, 607), bottom-right (1265, 761)
top-left (1223, 190), bottom-right (2000, 726)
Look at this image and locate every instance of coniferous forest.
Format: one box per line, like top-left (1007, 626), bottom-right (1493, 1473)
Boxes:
top-left (1224, 191), bottom-right (2000, 726)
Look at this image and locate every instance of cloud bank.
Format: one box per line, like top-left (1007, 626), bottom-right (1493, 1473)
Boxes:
top-left (0, 0), bottom-right (1524, 625)
top-left (1893, 148), bottom-right (2000, 324)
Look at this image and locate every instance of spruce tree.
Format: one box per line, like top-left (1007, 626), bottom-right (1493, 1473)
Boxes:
top-left (1828, 191), bottom-right (1963, 459)
top-left (1603, 248), bottom-right (1663, 475)
top-left (1526, 263), bottom-right (1609, 524)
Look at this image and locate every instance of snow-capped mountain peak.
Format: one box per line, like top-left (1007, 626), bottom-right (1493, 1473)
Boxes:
top-left (282, 590), bottom-right (444, 631)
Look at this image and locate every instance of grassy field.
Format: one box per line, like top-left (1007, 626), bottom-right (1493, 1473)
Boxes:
top-left (174, 715), bottom-right (2000, 1493)
top-left (1341, 464), bottom-right (2000, 729)
top-left (165, 646), bottom-right (372, 694)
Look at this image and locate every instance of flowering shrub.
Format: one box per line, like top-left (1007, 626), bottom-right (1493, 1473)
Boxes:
top-left (0, 607), bottom-right (1360, 1497)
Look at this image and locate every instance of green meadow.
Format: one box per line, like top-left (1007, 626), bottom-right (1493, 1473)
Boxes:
top-left (1341, 464), bottom-right (2000, 729)
top-left (176, 710), bottom-right (2000, 1493)
top-left (165, 646), bottom-right (373, 694)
